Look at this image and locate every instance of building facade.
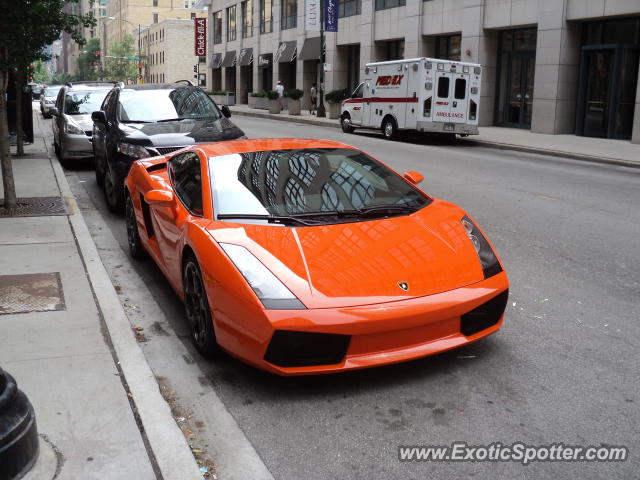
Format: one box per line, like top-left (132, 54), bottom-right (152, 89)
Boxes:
top-left (141, 19), bottom-right (207, 84)
top-left (200, 0), bottom-right (640, 143)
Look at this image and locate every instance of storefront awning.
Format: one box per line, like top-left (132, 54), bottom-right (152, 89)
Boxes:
top-left (238, 48), bottom-right (253, 66)
top-left (258, 54), bottom-right (271, 68)
top-left (222, 51), bottom-right (236, 68)
top-left (275, 41), bottom-right (297, 63)
top-left (210, 53), bottom-right (222, 69)
top-left (298, 37), bottom-right (322, 61)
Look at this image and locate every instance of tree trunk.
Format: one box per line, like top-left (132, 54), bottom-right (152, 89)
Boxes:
top-left (16, 68), bottom-right (24, 157)
top-left (0, 67), bottom-right (18, 209)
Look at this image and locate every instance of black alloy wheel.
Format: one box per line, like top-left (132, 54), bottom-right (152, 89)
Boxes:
top-left (341, 114), bottom-right (355, 133)
top-left (125, 195), bottom-right (146, 260)
top-left (382, 117), bottom-right (397, 140)
top-left (183, 256), bottom-right (218, 357)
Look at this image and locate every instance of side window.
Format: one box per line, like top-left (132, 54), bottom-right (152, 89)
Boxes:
top-left (454, 78), bottom-right (466, 100)
top-left (352, 83), bottom-right (364, 99)
top-left (437, 77), bottom-right (450, 98)
top-left (56, 88), bottom-right (65, 109)
top-left (169, 152), bottom-right (203, 215)
top-left (102, 91), bottom-right (115, 119)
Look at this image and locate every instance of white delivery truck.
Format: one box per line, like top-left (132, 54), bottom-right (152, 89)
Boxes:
top-left (340, 57), bottom-right (482, 139)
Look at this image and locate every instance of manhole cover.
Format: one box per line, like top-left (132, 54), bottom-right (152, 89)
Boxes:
top-left (0, 273), bottom-right (65, 315)
top-left (0, 197), bottom-right (68, 218)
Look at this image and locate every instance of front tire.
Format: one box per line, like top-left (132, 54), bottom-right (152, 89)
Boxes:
top-left (382, 117), bottom-right (397, 140)
top-left (183, 256), bottom-right (218, 357)
top-left (125, 194), bottom-right (146, 260)
top-left (341, 114), bottom-right (355, 133)
top-left (104, 163), bottom-right (125, 213)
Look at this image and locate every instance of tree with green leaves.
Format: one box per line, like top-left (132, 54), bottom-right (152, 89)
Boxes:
top-left (0, 0), bottom-right (94, 209)
top-left (77, 37), bottom-right (101, 81)
top-left (103, 33), bottom-right (138, 82)
top-left (32, 59), bottom-right (52, 84)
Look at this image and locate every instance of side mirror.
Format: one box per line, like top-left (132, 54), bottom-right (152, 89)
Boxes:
top-left (50, 107), bottom-right (59, 117)
top-left (144, 189), bottom-right (174, 206)
top-left (403, 171), bottom-right (424, 185)
top-left (91, 110), bottom-right (107, 124)
top-left (221, 105), bottom-right (231, 118)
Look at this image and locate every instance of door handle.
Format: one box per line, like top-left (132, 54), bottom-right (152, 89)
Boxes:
top-left (453, 101), bottom-right (457, 107)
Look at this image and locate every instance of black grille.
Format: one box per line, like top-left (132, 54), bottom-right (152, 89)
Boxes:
top-left (264, 330), bottom-right (351, 367)
top-left (460, 290), bottom-right (508, 336)
top-left (156, 146), bottom-right (188, 155)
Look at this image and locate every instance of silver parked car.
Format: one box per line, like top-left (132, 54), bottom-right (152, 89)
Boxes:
top-left (40, 85), bottom-right (62, 118)
top-left (51, 82), bottom-right (115, 165)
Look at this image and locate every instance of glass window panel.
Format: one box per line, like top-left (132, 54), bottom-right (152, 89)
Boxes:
top-left (454, 78), bottom-right (466, 99)
top-left (437, 77), bottom-right (449, 98)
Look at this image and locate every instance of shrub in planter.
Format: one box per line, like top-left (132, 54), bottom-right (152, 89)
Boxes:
top-left (286, 89), bottom-right (303, 115)
top-left (249, 91), bottom-right (267, 109)
top-left (266, 90), bottom-right (280, 114)
top-left (324, 90), bottom-right (345, 119)
top-left (250, 91), bottom-right (266, 97)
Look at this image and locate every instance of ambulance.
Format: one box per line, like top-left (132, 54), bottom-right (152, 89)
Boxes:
top-left (340, 57), bottom-right (482, 139)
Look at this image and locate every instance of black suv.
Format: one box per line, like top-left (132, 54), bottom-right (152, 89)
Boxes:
top-left (92, 83), bottom-right (245, 211)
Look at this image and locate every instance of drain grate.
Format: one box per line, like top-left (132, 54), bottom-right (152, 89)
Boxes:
top-left (0, 197), bottom-right (68, 218)
top-left (0, 273), bottom-right (65, 315)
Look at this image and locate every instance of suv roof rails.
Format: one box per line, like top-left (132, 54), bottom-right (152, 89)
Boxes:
top-left (174, 79), bottom-right (195, 86)
top-left (65, 81), bottom-right (118, 88)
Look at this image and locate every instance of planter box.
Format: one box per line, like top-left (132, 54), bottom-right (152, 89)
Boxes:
top-left (328, 102), bottom-right (341, 119)
top-left (268, 99), bottom-right (280, 114)
top-left (210, 93), bottom-right (235, 106)
top-left (249, 95), bottom-right (268, 110)
top-left (288, 99), bottom-right (301, 115)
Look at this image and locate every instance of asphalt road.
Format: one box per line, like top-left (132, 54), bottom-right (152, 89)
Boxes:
top-left (54, 113), bottom-right (639, 479)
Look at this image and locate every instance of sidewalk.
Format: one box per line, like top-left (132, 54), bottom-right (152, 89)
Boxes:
top-left (229, 104), bottom-right (640, 169)
top-left (0, 110), bottom-right (201, 479)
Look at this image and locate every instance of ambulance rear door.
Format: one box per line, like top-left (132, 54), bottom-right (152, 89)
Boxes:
top-left (433, 71), bottom-right (454, 126)
top-left (449, 72), bottom-right (469, 124)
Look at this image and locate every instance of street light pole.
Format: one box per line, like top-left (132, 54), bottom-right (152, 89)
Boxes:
top-left (317, 0), bottom-right (326, 118)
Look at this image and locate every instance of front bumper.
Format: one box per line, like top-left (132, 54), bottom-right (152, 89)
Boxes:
top-left (60, 132), bottom-right (93, 160)
top-left (235, 272), bottom-right (508, 375)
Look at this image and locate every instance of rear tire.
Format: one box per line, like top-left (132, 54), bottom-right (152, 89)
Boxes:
top-left (183, 255), bottom-right (218, 358)
top-left (341, 114), bottom-right (355, 133)
top-left (382, 117), bottom-right (397, 140)
top-left (125, 194), bottom-right (146, 260)
top-left (104, 163), bottom-right (125, 213)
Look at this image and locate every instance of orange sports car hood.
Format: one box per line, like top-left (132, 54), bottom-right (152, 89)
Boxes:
top-left (207, 200), bottom-right (486, 309)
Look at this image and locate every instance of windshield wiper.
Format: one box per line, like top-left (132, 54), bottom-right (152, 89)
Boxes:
top-left (216, 214), bottom-right (318, 226)
top-left (355, 204), bottom-right (420, 216)
top-left (122, 119), bottom-right (153, 123)
top-left (287, 205), bottom-right (419, 219)
top-left (155, 117), bottom-right (189, 122)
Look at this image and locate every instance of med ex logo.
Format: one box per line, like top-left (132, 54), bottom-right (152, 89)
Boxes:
top-left (376, 75), bottom-right (404, 86)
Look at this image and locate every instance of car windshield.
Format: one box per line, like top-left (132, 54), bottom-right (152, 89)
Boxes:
top-left (45, 87), bottom-right (61, 98)
top-left (64, 89), bottom-right (109, 115)
top-left (117, 88), bottom-right (221, 122)
top-left (209, 148), bottom-right (430, 225)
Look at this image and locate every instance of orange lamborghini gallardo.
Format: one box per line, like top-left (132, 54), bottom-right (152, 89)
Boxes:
top-left (124, 138), bottom-right (508, 375)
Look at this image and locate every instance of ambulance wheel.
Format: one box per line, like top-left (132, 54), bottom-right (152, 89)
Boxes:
top-left (382, 117), bottom-right (397, 140)
top-left (341, 114), bottom-right (355, 133)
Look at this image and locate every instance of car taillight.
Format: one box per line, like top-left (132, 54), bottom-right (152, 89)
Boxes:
top-left (469, 99), bottom-right (477, 121)
top-left (424, 97), bottom-right (432, 118)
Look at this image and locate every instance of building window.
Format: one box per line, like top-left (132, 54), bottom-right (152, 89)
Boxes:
top-left (191, 12), bottom-right (196, 19)
top-left (227, 5), bottom-right (237, 41)
top-left (374, 0), bottom-right (404, 11)
top-left (213, 10), bottom-right (222, 44)
top-left (382, 40), bottom-right (403, 60)
top-left (153, 13), bottom-right (158, 23)
top-left (184, 0), bottom-right (189, 7)
top-left (153, 0), bottom-right (158, 6)
top-left (260, 0), bottom-right (272, 34)
top-left (99, 7), bottom-right (106, 16)
top-left (435, 34), bottom-right (461, 61)
top-left (339, 0), bottom-right (360, 17)
top-left (281, 0), bottom-right (296, 30)
top-left (241, 0), bottom-right (253, 38)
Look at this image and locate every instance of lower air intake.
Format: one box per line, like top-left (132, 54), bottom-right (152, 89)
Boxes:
top-left (264, 330), bottom-right (351, 367)
top-left (460, 289), bottom-right (509, 336)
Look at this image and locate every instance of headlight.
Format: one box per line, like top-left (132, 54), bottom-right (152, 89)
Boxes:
top-left (64, 122), bottom-right (84, 135)
top-left (220, 243), bottom-right (305, 310)
top-left (461, 216), bottom-right (502, 279)
top-left (117, 142), bottom-right (151, 159)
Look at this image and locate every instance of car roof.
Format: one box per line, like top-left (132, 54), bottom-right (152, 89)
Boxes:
top-left (118, 83), bottom-right (197, 91)
top-left (196, 138), bottom-right (356, 158)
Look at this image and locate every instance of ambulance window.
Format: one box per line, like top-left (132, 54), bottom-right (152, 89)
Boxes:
top-left (437, 77), bottom-right (449, 98)
top-left (352, 83), bottom-right (363, 99)
top-left (454, 78), bottom-right (466, 99)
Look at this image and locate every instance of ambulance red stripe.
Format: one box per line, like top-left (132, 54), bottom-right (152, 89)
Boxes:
top-left (343, 97), bottom-right (419, 104)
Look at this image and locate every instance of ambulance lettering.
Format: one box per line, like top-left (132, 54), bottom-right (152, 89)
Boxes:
top-left (435, 112), bottom-right (464, 118)
top-left (376, 75), bottom-right (404, 86)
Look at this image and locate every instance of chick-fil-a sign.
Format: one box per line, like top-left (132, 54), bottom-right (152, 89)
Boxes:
top-left (194, 18), bottom-right (207, 57)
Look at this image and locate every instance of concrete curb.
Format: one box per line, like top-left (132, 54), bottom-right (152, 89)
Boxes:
top-left (230, 108), bottom-right (640, 169)
top-left (49, 159), bottom-right (202, 480)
